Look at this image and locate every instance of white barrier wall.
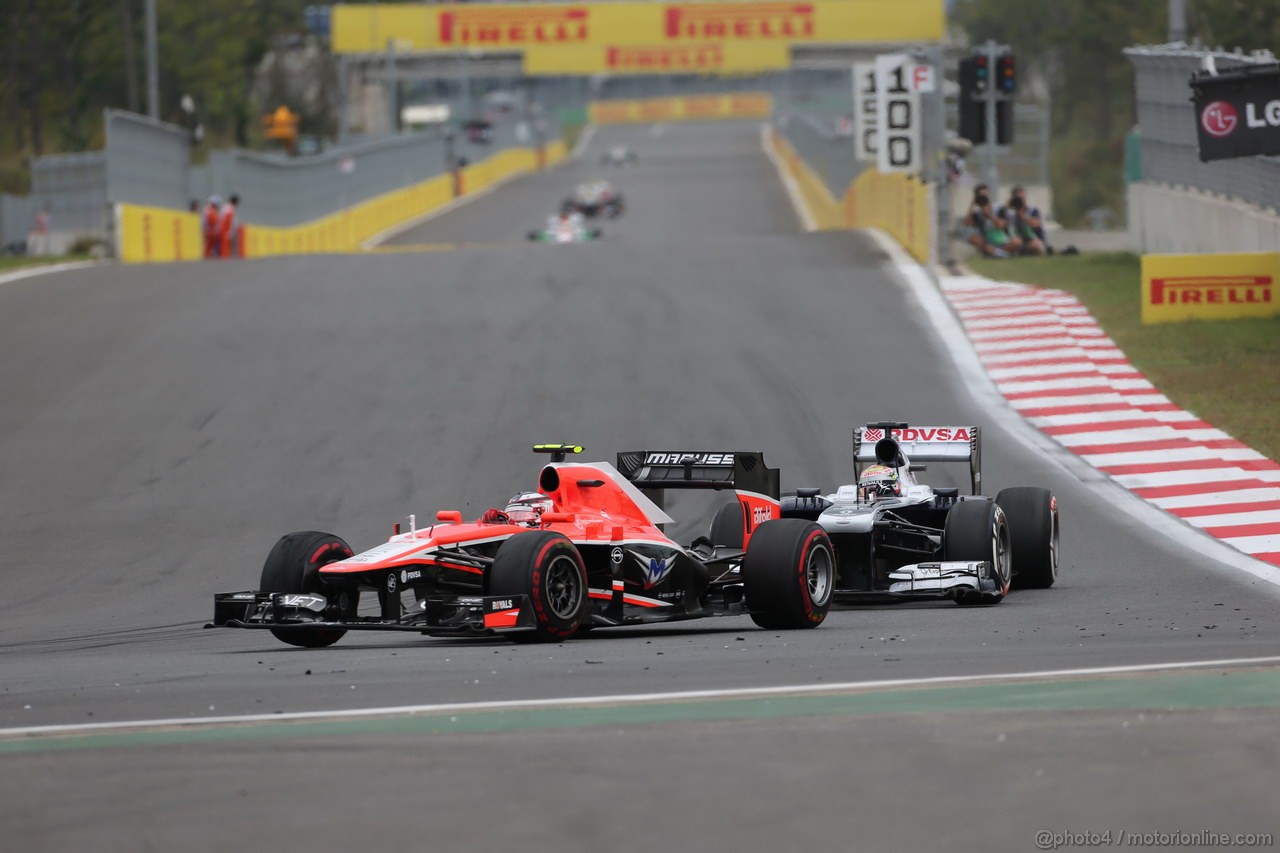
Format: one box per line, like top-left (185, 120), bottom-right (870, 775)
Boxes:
top-left (1128, 181), bottom-right (1280, 255)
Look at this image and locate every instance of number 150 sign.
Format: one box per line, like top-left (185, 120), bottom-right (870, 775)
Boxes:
top-left (874, 53), bottom-right (922, 174)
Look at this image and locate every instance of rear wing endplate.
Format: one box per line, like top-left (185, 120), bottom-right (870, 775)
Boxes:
top-left (853, 422), bottom-right (982, 495)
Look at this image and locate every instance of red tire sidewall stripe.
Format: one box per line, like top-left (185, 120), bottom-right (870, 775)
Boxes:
top-left (532, 537), bottom-right (580, 637)
top-left (796, 528), bottom-right (827, 623)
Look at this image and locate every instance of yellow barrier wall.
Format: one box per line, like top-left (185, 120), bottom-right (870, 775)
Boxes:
top-left (119, 138), bottom-right (568, 263)
top-left (1141, 252), bottom-right (1278, 324)
top-left (115, 204), bottom-right (204, 263)
top-left (767, 127), bottom-right (932, 264)
top-left (589, 93), bottom-right (773, 124)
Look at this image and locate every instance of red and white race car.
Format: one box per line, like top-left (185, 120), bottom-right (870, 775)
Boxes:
top-left (213, 445), bottom-right (834, 646)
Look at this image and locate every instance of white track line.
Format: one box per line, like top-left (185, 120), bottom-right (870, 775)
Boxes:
top-left (5, 655), bottom-right (1279, 740)
top-left (759, 123), bottom-right (816, 232)
top-left (0, 260), bottom-right (98, 285)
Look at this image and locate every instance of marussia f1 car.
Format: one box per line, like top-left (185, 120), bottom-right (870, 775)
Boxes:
top-left (526, 212), bottom-right (602, 244)
top-left (769, 422), bottom-right (1059, 605)
top-left (599, 145), bottom-right (638, 166)
top-left (564, 180), bottom-right (624, 218)
top-left (212, 445), bottom-right (835, 647)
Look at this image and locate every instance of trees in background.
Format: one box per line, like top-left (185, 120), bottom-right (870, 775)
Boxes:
top-left (953, 0), bottom-right (1280, 226)
top-left (0, 0), bottom-right (313, 191)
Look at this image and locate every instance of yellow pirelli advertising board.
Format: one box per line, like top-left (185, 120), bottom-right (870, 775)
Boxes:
top-left (332, 1), bottom-right (945, 54)
top-left (588, 93), bottom-right (772, 123)
top-left (1141, 252), bottom-right (1279, 324)
top-left (524, 41), bottom-right (790, 75)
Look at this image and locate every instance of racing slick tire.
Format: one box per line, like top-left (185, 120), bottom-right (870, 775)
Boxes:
top-left (489, 531), bottom-right (587, 643)
top-left (995, 487), bottom-right (1059, 590)
top-left (708, 502), bottom-right (744, 549)
top-left (943, 500), bottom-right (1011, 606)
top-left (260, 531), bottom-right (355, 648)
top-left (743, 519), bottom-right (834, 630)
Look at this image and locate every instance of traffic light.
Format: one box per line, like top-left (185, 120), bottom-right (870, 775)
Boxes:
top-left (996, 100), bottom-right (1014, 146)
top-left (958, 56), bottom-right (987, 144)
top-left (996, 51), bottom-right (1016, 93)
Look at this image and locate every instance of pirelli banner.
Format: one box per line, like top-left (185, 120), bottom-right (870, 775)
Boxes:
top-left (331, 1), bottom-right (945, 55)
top-left (589, 93), bottom-right (772, 124)
top-left (525, 42), bottom-right (790, 76)
top-left (1141, 252), bottom-right (1278, 324)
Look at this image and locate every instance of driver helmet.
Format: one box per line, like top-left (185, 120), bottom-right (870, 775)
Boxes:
top-left (504, 492), bottom-right (554, 526)
top-left (858, 465), bottom-right (900, 501)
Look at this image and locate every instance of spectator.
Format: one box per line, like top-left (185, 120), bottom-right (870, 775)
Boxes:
top-left (999, 186), bottom-right (1052, 255)
top-left (217, 194), bottom-right (240, 259)
top-left (202, 195), bottom-right (222, 259)
top-left (962, 184), bottom-right (1019, 258)
top-left (30, 204), bottom-right (51, 256)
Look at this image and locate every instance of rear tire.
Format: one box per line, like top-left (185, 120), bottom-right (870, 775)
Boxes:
top-left (489, 531), bottom-right (587, 643)
top-left (260, 531), bottom-right (354, 648)
top-left (708, 502), bottom-right (744, 549)
top-left (996, 487), bottom-right (1059, 589)
top-left (743, 519), bottom-right (834, 629)
top-left (943, 500), bottom-right (1010, 606)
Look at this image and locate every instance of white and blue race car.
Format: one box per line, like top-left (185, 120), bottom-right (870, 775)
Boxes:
top-left (769, 422), bottom-right (1059, 605)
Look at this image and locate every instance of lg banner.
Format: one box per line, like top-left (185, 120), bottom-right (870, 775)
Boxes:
top-left (1191, 64), bottom-right (1280, 162)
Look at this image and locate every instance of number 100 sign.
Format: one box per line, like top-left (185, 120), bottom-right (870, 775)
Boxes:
top-left (874, 53), bottom-right (922, 174)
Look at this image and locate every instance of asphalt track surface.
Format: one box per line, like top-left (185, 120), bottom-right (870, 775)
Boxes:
top-left (2, 122), bottom-right (1278, 851)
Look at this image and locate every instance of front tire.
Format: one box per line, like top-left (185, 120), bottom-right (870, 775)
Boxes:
top-left (489, 531), bottom-right (587, 643)
top-left (943, 500), bottom-right (1011, 606)
top-left (996, 487), bottom-right (1059, 589)
top-left (743, 519), bottom-right (834, 629)
top-left (260, 531), bottom-right (354, 647)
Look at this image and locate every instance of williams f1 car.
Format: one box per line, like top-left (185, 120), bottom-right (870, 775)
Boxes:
top-left (212, 445), bottom-right (834, 647)
top-left (564, 180), bottom-right (624, 218)
top-left (599, 145), bottom-right (638, 166)
top-left (770, 422), bottom-right (1059, 605)
top-left (527, 212), bottom-right (602, 243)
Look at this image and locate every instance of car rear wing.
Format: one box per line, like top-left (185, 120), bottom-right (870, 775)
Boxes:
top-left (853, 422), bottom-right (982, 495)
top-left (615, 451), bottom-right (779, 497)
top-left (615, 451), bottom-right (781, 545)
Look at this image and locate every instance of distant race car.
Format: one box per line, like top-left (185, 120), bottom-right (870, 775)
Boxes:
top-left (764, 422), bottom-right (1059, 605)
top-left (599, 145), bottom-right (638, 166)
top-left (462, 118), bottom-right (493, 144)
top-left (527, 213), bottom-right (602, 244)
top-left (564, 180), bottom-right (624, 218)
top-left (212, 445), bottom-right (834, 647)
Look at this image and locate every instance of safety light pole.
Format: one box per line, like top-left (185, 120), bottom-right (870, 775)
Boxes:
top-left (145, 0), bottom-right (159, 119)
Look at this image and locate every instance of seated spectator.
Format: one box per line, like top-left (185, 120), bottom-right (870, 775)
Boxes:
top-left (962, 184), bottom-right (1020, 258)
top-left (999, 186), bottom-right (1052, 255)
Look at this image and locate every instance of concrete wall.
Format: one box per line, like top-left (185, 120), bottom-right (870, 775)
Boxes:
top-left (1128, 181), bottom-right (1280, 255)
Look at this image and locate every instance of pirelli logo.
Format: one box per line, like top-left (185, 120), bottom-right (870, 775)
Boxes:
top-left (1150, 275), bottom-right (1273, 305)
top-left (606, 44), bottom-right (725, 71)
top-left (664, 2), bottom-right (814, 40)
top-left (439, 8), bottom-right (589, 46)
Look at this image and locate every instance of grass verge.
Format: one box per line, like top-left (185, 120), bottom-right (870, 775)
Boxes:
top-left (0, 254), bottom-right (92, 273)
top-left (969, 252), bottom-right (1280, 462)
